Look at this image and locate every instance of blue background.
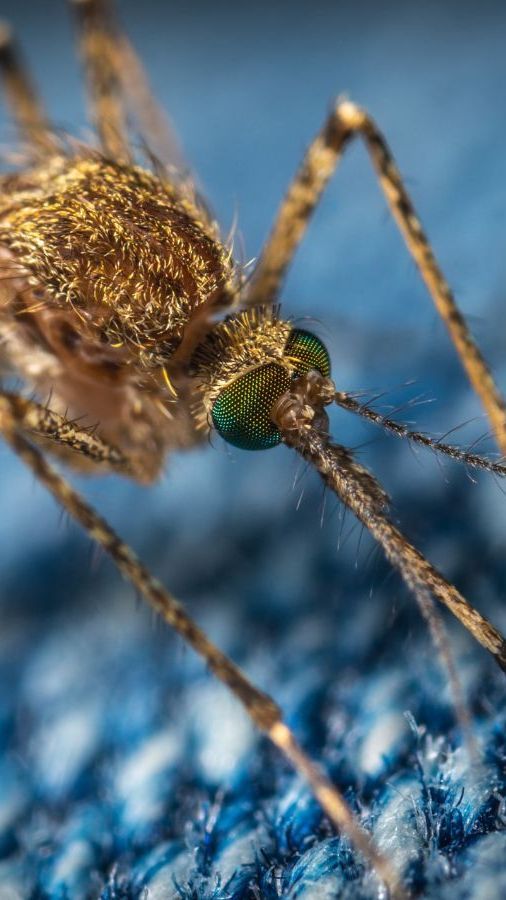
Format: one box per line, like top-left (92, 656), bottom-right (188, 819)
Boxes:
top-left (0, 1), bottom-right (506, 897)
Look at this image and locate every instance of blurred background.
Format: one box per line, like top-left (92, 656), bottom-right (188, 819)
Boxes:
top-left (0, 1), bottom-right (506, 897)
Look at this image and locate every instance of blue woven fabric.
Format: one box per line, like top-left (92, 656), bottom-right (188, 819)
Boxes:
top-left (1, 1), bottom-right (506, 897)
top-left (2, 450), bottom-right (506, 898)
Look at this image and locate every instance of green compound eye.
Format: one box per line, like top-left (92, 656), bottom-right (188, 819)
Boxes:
top-left (285, 329), bottom-right (331, 378)
top-left (212, 363), bottom-right (290, 451)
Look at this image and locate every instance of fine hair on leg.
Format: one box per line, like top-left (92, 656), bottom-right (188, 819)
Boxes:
top-left (273, 372), bottom-right (506, 672)
top-left (247, 99), bottom-right (506, 455)
top-left (2, 391), bottom-right (135, 475)
top-left (275, 390), bottom-right (489, 759)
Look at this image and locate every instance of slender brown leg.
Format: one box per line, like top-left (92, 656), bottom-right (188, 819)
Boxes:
top-left (0, 391), bottom-right (405, 900)
top-left (414, 580), bottom-right (478, 760)
top-left (70, 0), bottom-right (129, 162)
top-left (0, 22), bottom-right (55, 156)
top-left (93, 0), bottom-right (185, 170)
top-left (2, 391), bottom-right (137, 475)
top-left (273, 373), bottom-right (506, 672)
top-left (69, 0), bottom-right (185, 173)
top-left (248, 99), bottom-right (506, 456)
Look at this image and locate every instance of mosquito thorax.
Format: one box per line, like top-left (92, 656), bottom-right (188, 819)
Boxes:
top-left (191, 308), bottom-right (331, 450)
top-left (0, 155), bottom-right (234, 370)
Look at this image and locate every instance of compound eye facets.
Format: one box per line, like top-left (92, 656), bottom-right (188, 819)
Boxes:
top-left (211, 363), bottom-right (290, 451)
top-left (285, 329), bottom-right (331, 379)
top-left (211, 330), bottom-right (330, 451)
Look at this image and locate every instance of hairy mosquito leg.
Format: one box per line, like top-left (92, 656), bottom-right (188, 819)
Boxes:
top-left (0, 394), bottom-right (405, 900)
top-left (0, 21), bottom-right (55, 156)
top-left (334, 391), bottom-right (506, 476)
top-left (248, 99), bottom-right (506, 455)
top-left (273, 374), bottom-right (506, 671)
top-left (1, 391), bottom-right (137, 475)
top-left (275, 377), bottom-right (478, 754)
top-left (90, 0), bottom-right (185, 170)
top-left (70, 0), bottom-right (129, 162)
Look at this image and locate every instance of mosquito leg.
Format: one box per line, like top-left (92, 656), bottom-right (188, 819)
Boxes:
top-left (277, 379), bottom-right (485, 755)
top-left (70, 0), bottom-right (129, 162)
top-left (1, 391), bottom-right (140, 476)
top-left (248, 99), bottom-right (506, 456)
top-left (70, 0), bottom-right (183, 170)
top-left (90, 0), bottom-right (185, 170)
top-left (414, 583), bottom-right (478, 761)
top-left (0, 392), bottom-right (405, 900)
top-left (0, 22), bottom-right (55, 156)
top-left (273, 374), bottom-right (506, 672)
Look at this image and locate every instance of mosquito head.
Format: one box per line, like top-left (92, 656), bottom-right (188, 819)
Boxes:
top-left (191, 308), bottom-right (331, 450)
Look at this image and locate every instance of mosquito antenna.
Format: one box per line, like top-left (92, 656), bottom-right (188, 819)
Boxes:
top-left (334, 390), bottom-right (506, 477)
top-left (273, 372), bottom-right (506, 672)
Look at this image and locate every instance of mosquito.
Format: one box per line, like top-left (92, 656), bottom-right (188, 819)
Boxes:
top-left (0, 1), bottom-right (505, 897)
